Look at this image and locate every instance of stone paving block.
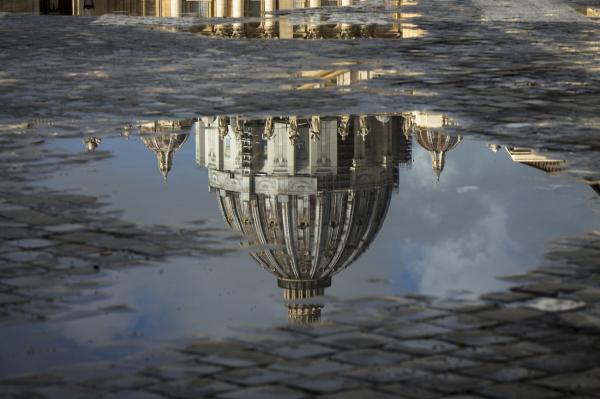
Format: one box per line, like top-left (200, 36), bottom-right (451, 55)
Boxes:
top-left (270, 343), bottom-right (336, 360)
top-left (314, 332), bottom-right (396, 349)
top-left (111, 390), bottom-right (165, 399)
top-left (217, 385), bottom-right (308, 399)
top-left (461, 364), bottom-right (545, 382)
top-left (0, 292), bottom-right (28, 306)
top-left (480, 291), bottom-right (535, 303)
top-left (518, 353), bottom-right (600, 374)
top-left (319, 388), bottom-right (404, 399)
top-left (523, 297), bottom-right (586, 312)
top-left (454, 341), bottom-right (551, 362)
top-left (440, 330), bottom-right (516, 346)
top-left (476, 382), bottom-right (563, 399)
top-left (492, 323), bottom-right (556, 339)
top-left (343, 365), bottom-right (430, 384)
top-left (512, 282), bottom-right (585, 296)
top-left (395, 308), bottom-right (449, 322)
top-left (7, 239), bottom-right (55, 249)
top-left (282, 323), bottom-right (358, 337)
top-left (385, 339), bottom-right (459, 355)
top-left (442, 396), bottom-right (487, 399)
top-left (268, 358), bottom-right (353, 377)
top-left (150, 378), bottom-right (239, 398)
top-left (475, 307), bottom-right (545, 322)
top-left (431, 299), bottom-right (495, 313)
top-left (429, 314), bottom-right (499, 330)
top-left (375, 321), bottom-right (453, 339)
top-left (410, 372), bottom-right (490, 394)
top-left (378, 384), bottom-right (441, 399)
top-left (217, 367), bottom-right (295, 386)
top-left (532, 370), bottom-right (600, 393)
top-left (559, 310), bottom-right (600, 331)
top-left (331, 348), bottom-right (410, 366)
top-left (284, 374), bottom-right (365, 393)
top-left (400, 355), bottom-right (481, 372)
top-left (569, 287), bottom-right (600, 303)
top-left (185, 342), bottom-right (278, 368)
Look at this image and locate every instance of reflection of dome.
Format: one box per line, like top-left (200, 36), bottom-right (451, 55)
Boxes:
top-left (199, 112), bottom-right (410, 323)
top-left (140, 132), bottom-right (189, 179)
top-left (139, 120), bottom-right (192, 179)
top-left (217, 186), bottom-right (392, 290)
top-left (415, 129), bottom-right (462, 179)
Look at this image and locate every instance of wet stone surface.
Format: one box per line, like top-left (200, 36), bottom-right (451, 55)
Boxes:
top-left (1, 0), bottom-right (600, 397)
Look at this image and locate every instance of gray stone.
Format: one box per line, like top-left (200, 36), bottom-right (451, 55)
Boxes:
top-left (285, 374), bottom-right (365, 393)
top-left (320, 389), bottom-right (401, 399)
top-left (533, 371), bottom-right (600, 392)
top-left (218, 368), bottom-right (294, 386)
top-left (379, 384), bottom-right (441, 399)
top-left (7, 239), bottom-right (54, 249)
top-left (217, 385), bottom-right (307, 399)
top-left (386, 339), bottom-right (459, 355)
top-left (271, 343), bottom-right (336, 359)
top-left (314, 332), bottom-right (396, 349)
top-left (411, 372), bottom-right (490, 394)
top-left (480, 291), bottom-right (535, 303)
top-left (400, 355), bottom-right (481, 372)
top-left (519, 353), bottom-right (600, 374)
top-left (430, 314), bottom-right (499, 330)
top-left (375, 322), bottom-right (453, 339)
top-left (344, 365), bottom-right (430, 383)
top-left (331, 348), bottom-right (410, 366)
top-left (476, 383), bottom-right (563, 399)
top-left (440, 330), bottom-right (516, 346)
top-left (475, 308), bottom-right (544, 322)
top-left (462, 364), bottom-right (545, 382)
top-left (269, 359), bottom-right (353, 376)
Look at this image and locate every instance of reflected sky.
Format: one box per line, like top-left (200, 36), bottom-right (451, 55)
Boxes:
top-left (3, 111), bottom-right (598, 377)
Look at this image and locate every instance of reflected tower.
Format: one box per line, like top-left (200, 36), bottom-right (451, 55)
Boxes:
top-left (196, 114), bottom-right (411, 323)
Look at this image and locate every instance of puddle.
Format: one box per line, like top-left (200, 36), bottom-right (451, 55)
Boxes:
top-left (36, 111), bottom-right (599, 335)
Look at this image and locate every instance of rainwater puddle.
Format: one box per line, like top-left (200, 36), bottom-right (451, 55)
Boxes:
top-left (32, 111), bottom-right (599, 346)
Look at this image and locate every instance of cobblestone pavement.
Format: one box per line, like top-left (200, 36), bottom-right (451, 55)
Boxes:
top-left (1, 227), bottom-right (600, 398)
top-left (2, 0), bottom-right (600, 397)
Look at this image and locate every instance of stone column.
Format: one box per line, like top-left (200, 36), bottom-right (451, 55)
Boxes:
top-left (231, 0), bottom-right (245, 37)
top-left (171, 0), bottom-right (180, 16)
top-left (215, 0), bottom-right (227, 17)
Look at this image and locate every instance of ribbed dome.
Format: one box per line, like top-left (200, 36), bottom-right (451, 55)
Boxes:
top-left (415, 129), bottom-right (462, 179)
top-left (215, 185), bottom-right (393, 297)
top-left (140, 133), bottom-right (189, 179)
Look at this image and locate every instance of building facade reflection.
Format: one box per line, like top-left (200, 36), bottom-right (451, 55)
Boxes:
top-left (2, 0), bottom-right (424, 40)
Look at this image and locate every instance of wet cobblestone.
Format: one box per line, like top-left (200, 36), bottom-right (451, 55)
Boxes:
top-left (1, 0), bottom-right (600, 396)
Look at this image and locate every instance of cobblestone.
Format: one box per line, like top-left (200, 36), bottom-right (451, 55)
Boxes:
top-left (1, 0), bottom-right (600, 397)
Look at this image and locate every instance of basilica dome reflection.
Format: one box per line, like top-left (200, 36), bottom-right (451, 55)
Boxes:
top-left (139, 119), bottom-right (192, 180)
top-left (195, 113), bottom-right (412, 322)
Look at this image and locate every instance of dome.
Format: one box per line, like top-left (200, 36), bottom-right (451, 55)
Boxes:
top-left (214, 182), bottom-right (393, 323)
top-left (415, 129), bottom-right (462, 179)
top-left (140, 133), bottom-right (189, 179)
